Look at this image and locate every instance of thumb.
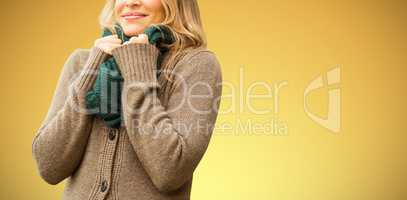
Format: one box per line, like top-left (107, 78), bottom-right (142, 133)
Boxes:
top-left (130, 34), bottom-right (149, 44)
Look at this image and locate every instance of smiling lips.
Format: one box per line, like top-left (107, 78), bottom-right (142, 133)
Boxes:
top-left (121, 11), bottom-right (148, 21)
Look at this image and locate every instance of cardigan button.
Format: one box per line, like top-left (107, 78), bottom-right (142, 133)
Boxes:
top-left (100, 180), bottom-right (108, 192)
top-left (108, 130), bottom-right (116, 141)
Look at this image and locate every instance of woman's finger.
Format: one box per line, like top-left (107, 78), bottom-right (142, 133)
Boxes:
top-left (100, 35), bottom-right (121, 43)
top-left (138, 34), bottom-right (148, 42)
top-left (104, 37), bottom-right (122, 43)
top-left (129, 34), bottom-right (149, 44)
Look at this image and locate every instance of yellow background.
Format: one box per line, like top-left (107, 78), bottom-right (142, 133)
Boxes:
top-left (1, 0), bottom-right (406, 199)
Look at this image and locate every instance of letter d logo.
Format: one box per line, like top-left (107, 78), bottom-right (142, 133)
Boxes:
top-left (304, 67), bottom-right (341, 133)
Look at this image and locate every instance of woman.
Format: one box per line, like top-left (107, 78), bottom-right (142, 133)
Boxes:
top-left (31, 0), bottom-right (222, 199)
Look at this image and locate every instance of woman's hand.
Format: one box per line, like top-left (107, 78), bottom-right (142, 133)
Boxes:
top-left (94, 35), bottom-right (122, 55)
top-left (123, 34), bottom-right (149, 45)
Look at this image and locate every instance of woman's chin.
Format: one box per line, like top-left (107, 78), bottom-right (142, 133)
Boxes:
top-left (122, 25), bottom-right (145, 36)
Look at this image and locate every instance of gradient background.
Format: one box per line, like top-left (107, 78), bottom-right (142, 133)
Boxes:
top-left (1, 0), bottom-right (406, 199)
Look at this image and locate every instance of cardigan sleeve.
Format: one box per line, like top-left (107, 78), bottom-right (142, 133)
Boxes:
top-left (32, 47), bottom-right (108, 185)
top-left (111, 43), bottom-right (222, 193)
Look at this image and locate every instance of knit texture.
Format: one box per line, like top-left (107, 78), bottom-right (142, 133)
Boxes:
top-left (85, 24), bottom-right (175, 128)
top-left (32, 43), bottom-right (222, 200)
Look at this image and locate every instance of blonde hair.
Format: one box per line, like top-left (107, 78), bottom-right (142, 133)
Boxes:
top-left (99, 0), bottom-right (207, 86)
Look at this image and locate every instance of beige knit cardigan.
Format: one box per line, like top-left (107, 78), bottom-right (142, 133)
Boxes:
top-left (32, 43), bottom-right (222, 200)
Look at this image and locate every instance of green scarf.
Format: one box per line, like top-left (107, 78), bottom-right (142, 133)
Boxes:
top-left (85, 24), bottom-right (175, 128)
